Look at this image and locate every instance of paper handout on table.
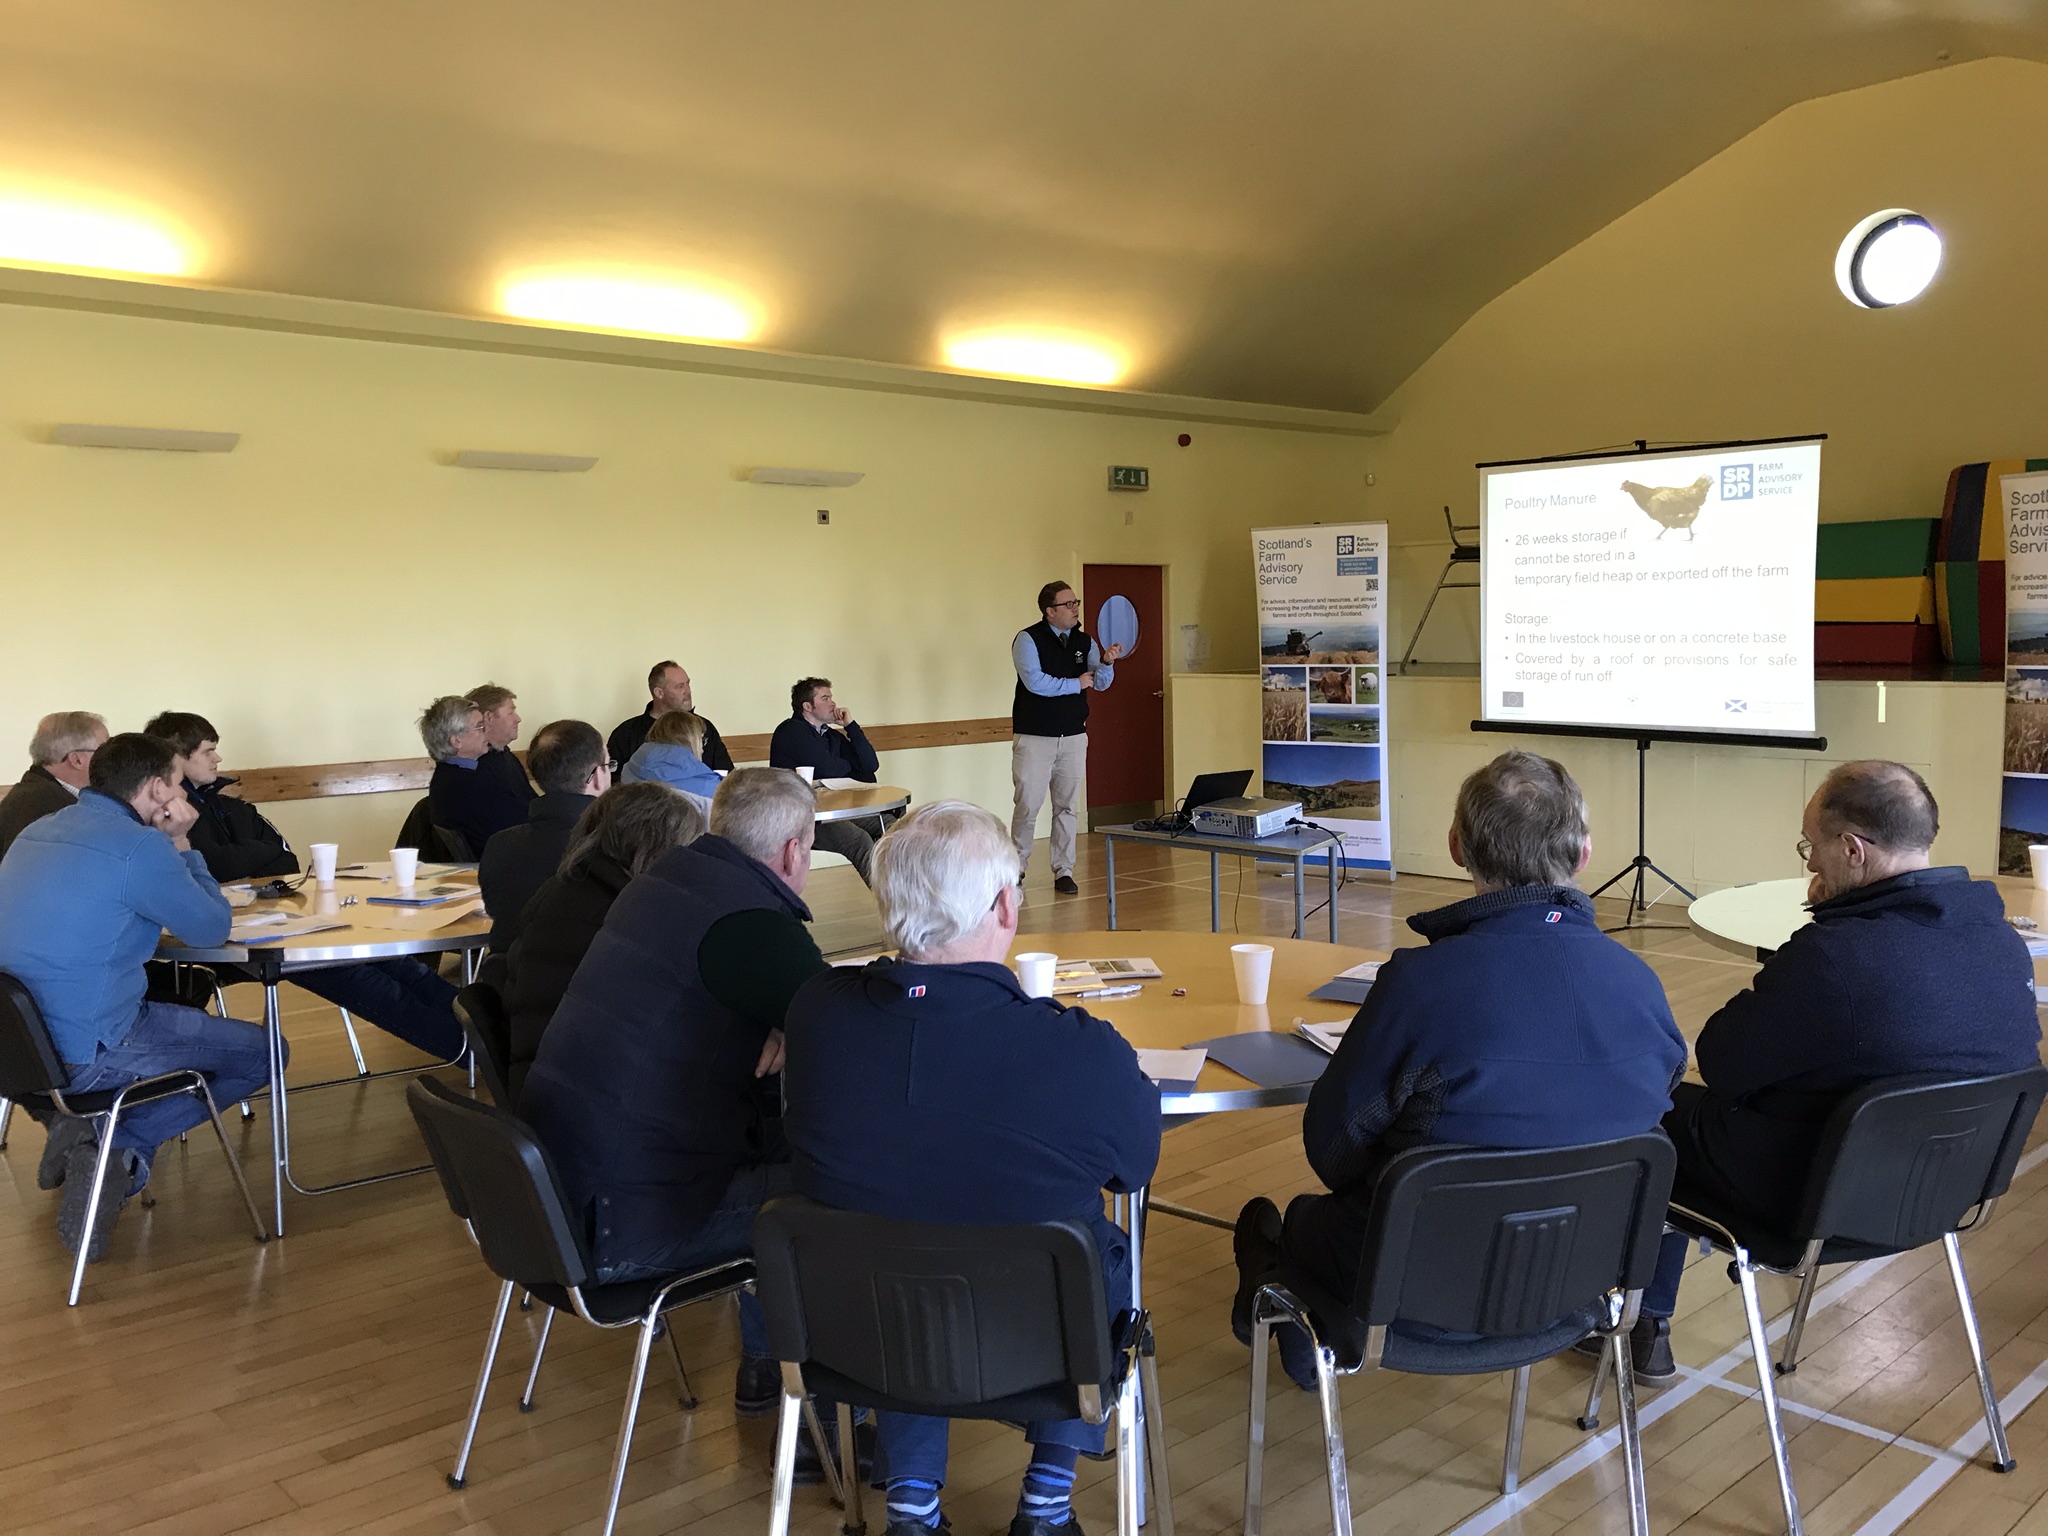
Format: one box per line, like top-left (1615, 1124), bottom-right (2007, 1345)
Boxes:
top-left (1308, 959), bottom-right (1382, 1005)
top-left (1136, 1048), bottom-right (1207, 1095)
top-left (229, 914), bottom-right (350, 944)
top-left (1296, 1020), bottom-right (1351, 1055)
top-left (1051, 957), bottom-right (1164, 994)
top-left (365, 895), bottom-right (486, 930)
top-left (817, 776), bottom-right (867, 792)
top-left (366, 884), bottom-right (475, 907)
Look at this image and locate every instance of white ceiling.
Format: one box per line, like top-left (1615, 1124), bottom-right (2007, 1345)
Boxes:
top-left (1, 1), bottom-right (2043, 411)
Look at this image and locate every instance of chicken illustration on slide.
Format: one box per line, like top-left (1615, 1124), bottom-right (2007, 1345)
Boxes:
top-left (1621, 475), bottom-right (1712, 540)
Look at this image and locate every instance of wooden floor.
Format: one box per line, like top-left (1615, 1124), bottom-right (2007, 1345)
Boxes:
top-left (3, 841), bottom-right (2045, 1535)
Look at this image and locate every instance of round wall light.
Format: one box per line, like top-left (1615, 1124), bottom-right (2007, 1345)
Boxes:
top-left (1834, 209), bottom-right (1942, 308)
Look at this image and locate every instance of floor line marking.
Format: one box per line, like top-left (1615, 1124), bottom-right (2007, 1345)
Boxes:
top-left (1850, 1355), bottom-right (2048, 1536)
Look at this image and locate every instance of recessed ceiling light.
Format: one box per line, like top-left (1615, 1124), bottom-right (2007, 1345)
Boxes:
top-left (943, 331), bottom-right (1126, 387)
top-left (1835, 210), bottom-right (1942, 309)
top-left (497, 271), bottom-right (759, 343)
top-left (0, 194), bottom-right (196, 277)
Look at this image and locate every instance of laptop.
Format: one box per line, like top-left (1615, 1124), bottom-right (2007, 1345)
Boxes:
top-left (1137, 769), bottom-right (1255, 832)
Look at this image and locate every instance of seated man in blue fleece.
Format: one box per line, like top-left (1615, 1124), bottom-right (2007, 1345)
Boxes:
top-left (769, 677), bottom-right (889, 886)
top-left (783, 800), bottom-right (1162, 1536)
top-left (1627, 761), bottom-right (2040, 1387)
top-left (420, 694), bottom-right (530, 859)
top-left (1231, 750), bottom-right (1687, 1387)
top-left (0, 733), bottom-right (277, 1262)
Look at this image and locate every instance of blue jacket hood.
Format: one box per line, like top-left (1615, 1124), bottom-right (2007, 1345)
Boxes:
top-left (621, 741), bottom-right (722, 798)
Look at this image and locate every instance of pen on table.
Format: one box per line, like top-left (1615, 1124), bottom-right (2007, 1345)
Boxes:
top-left (1076, 984), bottom-right (1143, 999)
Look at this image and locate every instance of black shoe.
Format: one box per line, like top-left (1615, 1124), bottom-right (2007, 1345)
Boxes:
top-left (1231, 1196), bottom-right (1284, 1346)
top-left (884, 1518), bottom-right (952, 1536)
top-left (1010, 1516), bottom-right (1085, 1536)
top-left (1053, 874), bottom-right (1080, 895)
top-left (1573, 1314), bottom-right (1677, 1390)
top-left (37, 1118), bottom-right (94, 1191)
top-left (734, 1354), bottom-right (779, 1417)
top-left (793, 1412), bottom-right (877, 1487)
top-left (55, 1143), bottom-right (132, 1262)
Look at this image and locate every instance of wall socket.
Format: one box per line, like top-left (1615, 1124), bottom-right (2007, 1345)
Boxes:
top-left (816, 509), bottom-right (830, 524)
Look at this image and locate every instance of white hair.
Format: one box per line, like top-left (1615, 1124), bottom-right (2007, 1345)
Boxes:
top-left (874, 800), bottom-right (1021, 958)
top-left (418, 695), bottom-right (481, 762)
top-left (710, 768), bottom-right (817, 865)
top-left (29, 711), bottom-right (106, 766)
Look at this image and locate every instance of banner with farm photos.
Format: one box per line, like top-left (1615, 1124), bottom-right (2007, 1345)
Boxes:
top-left (1252, 522), bottom-right (1392, 869)
top-left (2000, 469), bottom-right (2048, 871)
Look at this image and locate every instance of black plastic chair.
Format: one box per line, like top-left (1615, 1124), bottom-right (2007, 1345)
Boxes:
top-left (0, 970), bottom-right (269, 1306)
top-left (1244, 1134), bottom-right (1675, 1536)
top-left (395, 795), bottom-right (473, 864)
top-left (753, 1194), bottom-right (1150, 1536)
top-left (1397, 506), bottom-right (1481, 671)
top-left (1583, 1068), bottom-right (2048, 1536)
top-left (452, 983), bottom-right (513, 1109)
top-left (406, 1077), bottom-right (778, 1536)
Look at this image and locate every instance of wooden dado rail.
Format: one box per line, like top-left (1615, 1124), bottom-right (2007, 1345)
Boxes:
top-left (61, 716), bottom-right (1014, 804)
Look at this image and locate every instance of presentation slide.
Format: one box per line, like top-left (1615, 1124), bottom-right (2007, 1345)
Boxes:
top-left (1480, 439), bottom-right (1821, 736)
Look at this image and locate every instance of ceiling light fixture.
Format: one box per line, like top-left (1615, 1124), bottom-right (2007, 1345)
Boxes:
top-left (0, 194), bottom-right (197, 277)
top-left (51, 423), bottom-right (236, 452)
top-left (498, 271), bottom-right (758, 343)
top-left (453, 449), bottom-right (596, 472)
top-left (1835, 210), bottom-right (1942, 309)
top-left (943, 331), bottom-right (1126, 387)
top-left (747, 467), bottom-right (864, 487)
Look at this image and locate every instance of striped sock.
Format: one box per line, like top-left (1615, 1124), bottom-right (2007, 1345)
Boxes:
top-left (886, 1476), bottom-right (943, 1529)
top-left (1018, 1449), bottom-right (1079, 1526)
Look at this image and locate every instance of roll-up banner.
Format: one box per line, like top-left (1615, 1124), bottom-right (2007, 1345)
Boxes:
top-left (2000, 468), bottom-right (2048, 873)
top-left (1253, 523), bottom-right (1392, 870)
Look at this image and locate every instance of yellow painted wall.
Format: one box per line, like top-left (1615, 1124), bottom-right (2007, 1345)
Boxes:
top-left (1371, 56), bottom-right (2048, 665)
top-left (0, 302), bottom-right (1371, 858)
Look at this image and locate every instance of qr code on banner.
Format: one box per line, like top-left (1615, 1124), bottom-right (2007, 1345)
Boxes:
top-left (1336, 535), bottom-right (1355, 555)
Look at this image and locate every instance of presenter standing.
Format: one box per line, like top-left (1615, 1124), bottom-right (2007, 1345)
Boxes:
top-left (1011, 581), bottom-right (1123, 894)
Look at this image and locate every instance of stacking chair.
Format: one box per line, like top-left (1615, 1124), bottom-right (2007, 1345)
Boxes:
top-left (452, 983), bottom-right (513, 1108)
top-left (1581, 1067), bottom-right (2048, 1536)
top-left (0, 970), bottom-right (269, 1306)
top-left (1396, 505), bottom-right (1480, 671)
top-left (1244, 1134), bottom-right (1675, 1536)
top-left (753, 1194), bottom-right (1150, 1536)
top-left (407, 1077), bottom-right (803, 1536)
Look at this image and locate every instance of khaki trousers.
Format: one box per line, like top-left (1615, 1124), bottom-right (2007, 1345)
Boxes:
top-left (1011, 732), bottom-right (1087, 876)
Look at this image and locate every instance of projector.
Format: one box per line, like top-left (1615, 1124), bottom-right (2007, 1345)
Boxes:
top-left (1191, 797), bottom-right (1303, 839)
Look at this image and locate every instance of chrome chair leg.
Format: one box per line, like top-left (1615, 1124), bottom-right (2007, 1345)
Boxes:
top-left (1578, 1334), bottom-right (1612, 1430)
top-left (1116, 1354), bottom-right (1143, 1536)
top-left (768, 1369), bottom-right (807, 1536)
top-left (196, 1078), bottom-right (269, 1240)
top-left (448, 1279), bottom-right (514, 1488)
top-left (66, 1113), bottom-right (122, 1307)
top-left (338, 1010), bottom-right (368, 1076)
top-left (802, 1392), bottom-right (847, 1506)
top-left (1612, 1332), bottom-right (1651, 1536)
top-left (665, 1325), bottom-right (697, 1408)
top-left (837, 1400), bottom-right (867, 1536)
top-left (1502, 1364), bottom-right (1531, 1494)
top-left (598, 1309), bottom-right (661, 1536)
top-left (1138, 1329), bottom-right (1176, 1536)
top-left (1944, 1232), bottom-right (2017, 1471)
top-left (1310, 1339), bottom-right (1354, 1536)
top-left (1243, 1312), bottom-right (1272, 1536)
top-left (1776, 1242), bottom-right (1824, 1376)
top-left (520, 1306), bottom-right (555, 1411)
top-left (0, 1095), bottom-right (13, 1149)
top-left (1734, 1249), bottom-right (1804, 1535)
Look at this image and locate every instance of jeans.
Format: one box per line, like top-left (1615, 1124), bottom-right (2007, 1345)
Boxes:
top-left (293, 959), bottom-right (463, 1060)
top-left (596, 1160), bottom-right (793, 1359)
top-left (65, 1001), bottom-right (277, 1183)
top-left (1642, 1231), bottom-right (1691, 1318)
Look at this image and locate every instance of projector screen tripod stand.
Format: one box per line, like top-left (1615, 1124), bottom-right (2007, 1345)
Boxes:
top-left (1587, 735), bottom-right (1693, 932)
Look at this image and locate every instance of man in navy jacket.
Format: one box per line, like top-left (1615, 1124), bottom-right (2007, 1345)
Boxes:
top-left (420, 695), bottom-right (530, 858)
top-left (1232, 752), bottom-right (1687, 1388)
top-left (1633, 762), bottom-right (2040, 1382)
top-left (770, 677), bottom-right (888, 886)
top-left (784, 801), bottom-right (1160, 1536)
top-left (0, 734), bottom-right (275, 1261)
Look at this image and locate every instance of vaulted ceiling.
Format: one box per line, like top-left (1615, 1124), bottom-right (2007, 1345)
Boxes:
top-left (2, 1), bottom-right (2044, 412)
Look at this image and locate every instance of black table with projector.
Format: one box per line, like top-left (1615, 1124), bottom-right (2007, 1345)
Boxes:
top-left (1100, 770), bottom-right (1343, 941)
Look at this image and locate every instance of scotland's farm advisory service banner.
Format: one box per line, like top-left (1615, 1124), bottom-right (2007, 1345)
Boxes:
top-left (2000, 467), bottom-right (2048, 872)
top-left (1253, 523), bottom-right (1392, 870)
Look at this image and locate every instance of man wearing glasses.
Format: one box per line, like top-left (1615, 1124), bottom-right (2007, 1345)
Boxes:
top-left (1010, 582), bottom-right (1123, 895)
top-left (0, 712), bottom-right (108, 862)
top-left (1611, 760), bottom-right (2039, 1390)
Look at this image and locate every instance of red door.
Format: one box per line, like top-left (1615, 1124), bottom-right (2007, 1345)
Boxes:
top-left (1082, 564), bottom-right (1166, 814)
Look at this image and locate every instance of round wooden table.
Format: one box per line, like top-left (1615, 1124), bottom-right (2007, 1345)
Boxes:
top-left (1010, 929), bottom-right (1383, 1113)
top-left (815, 783), bottom-right (909, 823)
top-left (1690, 872), bottom-right (2048, 961)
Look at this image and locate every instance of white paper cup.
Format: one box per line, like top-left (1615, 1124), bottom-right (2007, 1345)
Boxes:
top-left (309, 843), bottom-right (339, 886)
top-left (1231, 943), bottom-right (1275, 1005)
top-left (1015, 951), bottom-right (1058, 999)
top-left (2031, 845), bottom-right (2048, 891)
top-left (795, 765), bottom-right (816, 783)
top-left (390, 847), bottom-right (420, 887)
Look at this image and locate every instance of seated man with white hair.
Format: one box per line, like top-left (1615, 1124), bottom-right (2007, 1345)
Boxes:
top-left (0, 711), bottom-right (108, 862)
top-left (783, 801), bottom-right (1162, 1536)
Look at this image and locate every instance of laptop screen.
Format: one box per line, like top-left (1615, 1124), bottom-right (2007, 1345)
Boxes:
top-left (1182, 769), bottom-right (1254, 810)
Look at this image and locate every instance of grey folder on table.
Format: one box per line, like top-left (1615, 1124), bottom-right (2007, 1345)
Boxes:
top-left (1189, 1031), bottom-right (1331, 1090)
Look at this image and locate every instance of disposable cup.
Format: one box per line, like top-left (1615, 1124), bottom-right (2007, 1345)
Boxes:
top-left (1231, 943), bottom-right (1275, 1005)
top-left (1015, 951), bottom-right (1058, 999)
top-left (309, 843), bottom-right (339, 886)
top-left (795, 765), bottom-right (816, 783)
top-left (390, 847), bottom-right (420, 887)
top-left (2031, 845), bottom-right (2048, 891)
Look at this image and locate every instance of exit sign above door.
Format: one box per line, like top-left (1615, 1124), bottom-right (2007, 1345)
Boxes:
top-left (1108, 465), bottom-right (1149, 491)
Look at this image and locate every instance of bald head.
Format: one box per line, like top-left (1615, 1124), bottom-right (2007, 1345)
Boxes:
top-left (1800, 759), bottom-right (1938, 902)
